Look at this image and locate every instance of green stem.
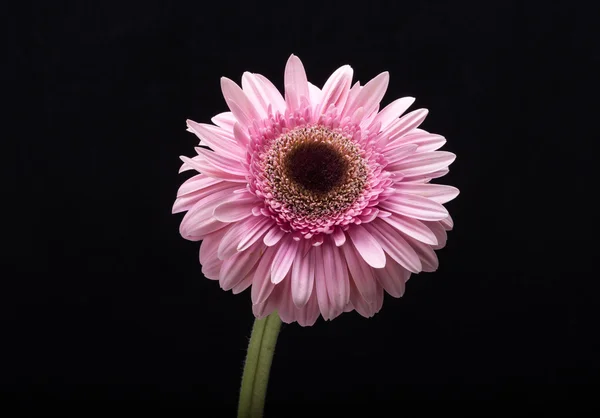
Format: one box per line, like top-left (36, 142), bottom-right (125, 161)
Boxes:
top-left (237, 311), bottom-right (282, 418)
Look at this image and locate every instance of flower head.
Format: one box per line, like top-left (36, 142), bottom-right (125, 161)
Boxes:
top-left (174, 55), bottom-right (458, 326)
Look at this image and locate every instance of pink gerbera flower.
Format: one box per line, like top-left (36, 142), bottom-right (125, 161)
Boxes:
top-left (174, 54), bottom-right (458, 326)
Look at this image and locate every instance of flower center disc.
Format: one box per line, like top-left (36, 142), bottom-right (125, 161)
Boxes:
top-left (284, 142), bottom-right (348, 194)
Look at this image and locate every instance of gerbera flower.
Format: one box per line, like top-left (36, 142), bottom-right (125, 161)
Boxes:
top-left (174, 54), bottom-right (458, 326)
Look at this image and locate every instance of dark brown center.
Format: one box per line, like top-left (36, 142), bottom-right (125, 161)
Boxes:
top-left (284, 142), bottom-right (348, 194)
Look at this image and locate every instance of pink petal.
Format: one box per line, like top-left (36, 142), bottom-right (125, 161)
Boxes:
top-left (250, 245), bottom-right (278, 304)
top-left (276, 275), bottom-right (297, 324)
top-left (217, 215), bottom-right (267, 260)
top-left (231, 268), bottom-right (255, 294)
top-left (341, 241), bottom-right (377, 303)
top-left (219, 241), bottom-right (264, 290)
top-left (175, 174), bottom-right (221, 197)
top-left (241, 72), bottom-right (269, 118)
top-left (233, 122), bottom-right (251, 148)
top-left (404, 235), bottom-right (439, 272)
top-left (386, 131), bottom-right (446, 153)
top-left (194, 147), bottom-right (247, 176)
top-left (237, 216), bottom-right (274, 252)
top-left (316, 65), bottom-right (353, 118)
top-left (343, 71), bottom-right (389, 120)
top-left (380, 213), bottom-right (438, 245)
top-left (213, 196), bottom-right (258, 222)
top-left (395, 183), bottom-right (460, 204)
top-left (440, 215), bottom-right (454, 230)
top-left (332, 227), bottom-right (346, 246)
top-left (382, 143), bottom-right (419, 165)
top-left (284, 54), bottom-right (310, 113)
top-left (348, 277), bottom-right (377, 318)
top-left (365, 221), bottom-right (422, 273)
top-left (296, 289), bottom-right (319, 327)
top-left (379, 193), bottom-right (449, 221)
top-left (179, 188), bottom-right (243, 239)
top-left (313, 245), bottom-right (332, 320)
top-left (291, 241), bottom-right (315, 307)
top-left (179, 155), bottom-right (247, 183)
top-left (374, 255), bottom-right (409, 298)
top-left (307, 82), bottom-right (323, 107)
top-left (370, 96), bottom-right (415, 130)
top-left (220, 77), bottom-right (260, 127)
top-left (211, 112), bottom-right (236, 130)
top-left (322, 240), bottom-right (350, 311)
top-left (173, 177), bottom-right (235, 214)
top-left (254, 74), bottom-right (287, 114)
top-left (376, 108), bottom-right (428, 145)
top-left (271, 236), bottom-right (300, 284)
top-left (423, 221), bottom-right (448, 250)
top-left (263, 225), bottom-right (286, 246)
top-left (186, 120), bottom-right (245, 159)
top-left (388, 151), bottom-right (456, 177)
top-left (347, 226), bottom-right (386, 269)
top-left (199, 227), bottom-right (230, 278)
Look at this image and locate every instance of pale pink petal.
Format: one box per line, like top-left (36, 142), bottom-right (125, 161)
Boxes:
top-left (237, 216), bottom-right (274, 252)
top-left (173, 177), bottom-right (235, 214)
top-left (395, 183), bottom-right (460, 204)
top-left (401, 168), bottom-right (450, 183)
top-left (370, 97), bottom-right (415, 130)
top-left (231, 268), bottom-right (255, 294)
top-left (276, 275), bottom-right (297, 324)
top-left (440, 215), bottom-right (454, 230)
top-left (313, 245), bottom-right (332, 320)
top-left (210, 112), bottom-right (236, 131)
top-left (296, 288), bottom-right (319, 327)
top-left (342, 71), bottom-right (389, 119)
top-left (180, 187), bottom-right (244, 239)
top-left (219, 241), bottom-right (264, 290)
top-left (217, 215), bottom-right (267, 259)
top-left (376, 108), bottom-right (428, 146)
top-left (347, 226), bottom-right (386, 268)
top-left (271, 236), bottom-right (300, 284)
top-left (387, 131), bottom-right (446, 153)
top-left (179, 155), bottom-right (247, 183)
top-left (263, 225), bottom-right (286, 246)
top-left (195, 147), bottom-right (248, 176)
top-left (332, 227), bottom-right (346, 246)
top-left (250, 245), bottom-right (278, 304)
top-left (374, 255), bottom-right (409, 298)
top-left (284, 54), bottom-right (310, 113)
top-left (380, 213), bottom-right (438, 245)
top-left (213, 195), bottom-right (259, 222)
top-left (241, 72), bottom-right (269, 118)
top-left (341, 241), bottom-right (377, 303)
top-left (307, 82), bottom-right (323, 107)
top-left (199, 227), bottom-right (230, 279)
top-left (220, 77), bottom-right (260, 127)
top-left (382, 144), bottom-right (419, 165)
top-left (316, 65), bottom-right (353, 118)
top-left (348, 278), bottom-right (377, 318)
top-left (322, 239), bottom-right (350, 312)
top-left (404, 235), bottom-right (439, 272)
top-left (365, 221), bottom-right (422, 273)
top-left (341, 81), bottom-right (361, 115)
top-left (388, 151), bottom-right (456, 177)
top-left (379, 193), bottom-right (449, 221)
top-left (233, 122), bottom-right (251, 148)
top-left (423, 221), bottom-right (448, 249)
top-left (254, 74), bottom-right (287, 114)
top-left (186, 120), bottom-right (245, 159)
top-left (291, 241), bottom-right (315, 307)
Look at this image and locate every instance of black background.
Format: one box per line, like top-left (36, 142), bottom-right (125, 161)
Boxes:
top-left (5, 0), bottom-right (599, 415)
